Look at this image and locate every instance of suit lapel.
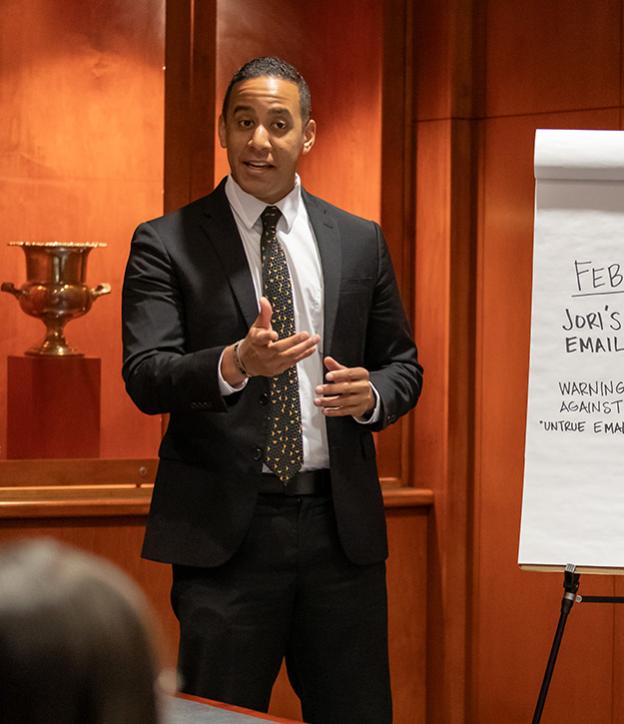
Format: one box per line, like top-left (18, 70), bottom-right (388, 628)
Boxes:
top-left (303, 190), bottom-right (341, 355)
top-left (199, 181), bottom-right (259, 328)
top-left (198, 182), bottom-right (342, 344)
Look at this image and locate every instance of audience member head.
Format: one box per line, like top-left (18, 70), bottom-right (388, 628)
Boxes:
top-left (0, 538), bottom-right (163, 724)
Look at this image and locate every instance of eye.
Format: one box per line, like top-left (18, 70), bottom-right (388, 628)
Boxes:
top-left (273, 119), bottom-right (288, 131)
top-left (238, 118), bottom-right (254, 129)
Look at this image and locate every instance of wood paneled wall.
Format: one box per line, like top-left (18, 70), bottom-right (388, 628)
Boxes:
top-left (414, 0), bottom-right (624, 722)
top-left (474, 2), bottom-right (624, 723)
top-left (0, 0), bottom-right (165, 460)
top-left (0, 3), bottom-right (432, 724)
top-left (410, 1), bottom-right (477, 721)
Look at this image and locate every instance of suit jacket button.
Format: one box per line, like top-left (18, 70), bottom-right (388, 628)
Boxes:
top-left (253, 447), bottom-right (263, 461)
top-left (259, 393), bottom-right (269, 406)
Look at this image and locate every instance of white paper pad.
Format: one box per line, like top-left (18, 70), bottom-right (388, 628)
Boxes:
top-left (519, 129), bottom-right (624, 569)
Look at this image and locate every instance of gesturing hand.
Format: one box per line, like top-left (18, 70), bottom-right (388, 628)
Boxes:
top-left (237, 297), bottom-right (320, 378)
top-left (314, 356), bottom-right (375, 418)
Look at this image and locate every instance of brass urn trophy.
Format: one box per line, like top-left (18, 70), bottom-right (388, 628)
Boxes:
top-left (1, 241), bottom-right (111, 356)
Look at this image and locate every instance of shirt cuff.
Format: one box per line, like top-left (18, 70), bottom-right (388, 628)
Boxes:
top-left (218, 348), bottom-right (248, 396)
top-left (353, 383), bottom-right (381, 425)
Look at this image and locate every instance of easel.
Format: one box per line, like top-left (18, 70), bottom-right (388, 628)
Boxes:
top-left (532, 564), bottom-right (624, 723)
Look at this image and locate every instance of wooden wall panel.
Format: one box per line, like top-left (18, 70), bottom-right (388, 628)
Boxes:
top-left (0, 0), bottom-right (165, 460)
top-left (414, 0), bottom-right (454, 121)
top-left (380, 0), bottom-right (417, 485)
top-left (475, 103), bottom-right (619, 724)
top-left (413, 119), bottom-right (452, 490)
top-left (386, 507), bottom-right (428, 724)
top-left (485, 0), bottom-right (621, 117)
top-left (413, 117), bottom-right (475, 724)
top-left (473, 8), bottom-right (624, 722)
top-left (414, 0), bottom-right (478, 121)
top-left (381, 0), bottom-right (414, 302)
top-left (164, 0), bottom-right (217, 210)
top-left (411, 2), bottom-right (477, 721)
top-left (413, 0), bottom-right (624, 721)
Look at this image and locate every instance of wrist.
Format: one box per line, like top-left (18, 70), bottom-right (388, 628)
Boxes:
top-left (233, 339), bottom-right (250, 378)
top-left (359, 384), bottom-right (376, 418)
top-left (221, 343), bottom-right (247, 387)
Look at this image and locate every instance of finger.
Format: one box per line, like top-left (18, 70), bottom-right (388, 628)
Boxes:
top-left (323, 355), bottom-right (346, 372)
top-left (317, 398), bottom-right (363, 416)
top-left (325, 366), bottom-right (369, 383)
top-left (271, 344), bottom-right (320, 376)
top-left (249, 328), bottom-right (279, 346)
top-left (271, 333), bottom-right (320, 354)
top-left (316, 391), bottom-right (370, 408)
top-left (290, 343), bottom-right (319, 365)
top-left (321, 406), bottom-right (357, 417)
top-left (253, 335), bottom-right (319, 377)
top-left (316, 375), bottom-right (370, 394)
top-left (314, 394), bottom-right (342, 408)
top-left (315, 383), bottom-right (354, 397)
top-left (272, 337), bottom-right (319, 372)
top-left (252, 296), bottom-right (273, 329)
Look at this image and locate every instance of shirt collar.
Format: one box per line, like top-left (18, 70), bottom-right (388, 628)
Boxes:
top-left (225, 174), bottom-right (301, 233)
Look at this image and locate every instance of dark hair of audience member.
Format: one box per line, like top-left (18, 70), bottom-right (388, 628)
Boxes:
top-left (0, 539), bottom-right (162, 724)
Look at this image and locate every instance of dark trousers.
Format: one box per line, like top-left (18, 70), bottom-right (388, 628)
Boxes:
top-left (171, 493), bottom-right (392, 724)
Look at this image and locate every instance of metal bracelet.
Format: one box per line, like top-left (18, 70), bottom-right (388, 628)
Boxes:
top-left (233, 339), bottom-right (249, 377)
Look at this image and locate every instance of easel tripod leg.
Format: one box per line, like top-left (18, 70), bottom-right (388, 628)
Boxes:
top-left (532, 566), bottom-right (580, 724)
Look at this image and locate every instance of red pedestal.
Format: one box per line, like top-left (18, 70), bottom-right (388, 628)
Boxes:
top-left (7, 355), bottom-right (101, 459)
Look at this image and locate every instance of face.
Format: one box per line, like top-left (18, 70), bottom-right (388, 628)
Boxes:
top-left (219, 76), bottom-right (316, 204)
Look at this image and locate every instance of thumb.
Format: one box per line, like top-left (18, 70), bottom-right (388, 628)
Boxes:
top-left (324, 355), bottom-right (346, 372)
top-left (253, 297), bottom-right (273, 329)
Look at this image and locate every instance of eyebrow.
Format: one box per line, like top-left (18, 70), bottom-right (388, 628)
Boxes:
top-left (232, 105), bottom-right (292, 116)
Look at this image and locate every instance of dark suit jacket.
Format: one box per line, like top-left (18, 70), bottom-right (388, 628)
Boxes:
top-left (122, 179), bottom-right (422, 568)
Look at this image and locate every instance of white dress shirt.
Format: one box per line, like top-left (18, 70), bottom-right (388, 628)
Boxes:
top-left (218, 174), bottom-right (379, 471)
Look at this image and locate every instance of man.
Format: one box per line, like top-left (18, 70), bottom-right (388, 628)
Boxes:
top-left (122, 57), bottom-right (422, 724)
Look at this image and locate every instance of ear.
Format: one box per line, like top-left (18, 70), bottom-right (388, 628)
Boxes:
top-left (218, 115), bottom-right (227, 148)
top-left (302, 119), bottom-right (316, 155)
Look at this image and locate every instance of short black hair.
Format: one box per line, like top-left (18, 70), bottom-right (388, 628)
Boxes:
top-left (221, 56), bottom-right (312, 122)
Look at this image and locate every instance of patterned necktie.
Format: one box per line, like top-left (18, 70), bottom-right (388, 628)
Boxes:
top-left (260, 205), bottom-right (303, 481)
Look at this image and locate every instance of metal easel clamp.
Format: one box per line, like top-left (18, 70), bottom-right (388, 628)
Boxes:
top-left (562, 563), bottom-right (580, 614)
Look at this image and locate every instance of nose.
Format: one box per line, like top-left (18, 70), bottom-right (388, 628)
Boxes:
top-left (249, 124), bottom-right (270, 150)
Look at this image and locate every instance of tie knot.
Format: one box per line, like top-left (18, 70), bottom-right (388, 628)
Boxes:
top-left (261, 205), bottom-right (281, 233)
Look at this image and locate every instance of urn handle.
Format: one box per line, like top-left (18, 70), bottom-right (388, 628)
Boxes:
top-left (1, 282), bottom-right (25, 298)
top-left (90, 283), bottom-right (111, 300)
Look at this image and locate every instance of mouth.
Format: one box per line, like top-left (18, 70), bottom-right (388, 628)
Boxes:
top-left (243, 160), bottom-right (274, 172)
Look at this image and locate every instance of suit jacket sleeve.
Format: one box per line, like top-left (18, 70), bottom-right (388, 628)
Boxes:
top-left (364, 222), bottom-right (423, 431)
top-left (121, 220), bottom-right (229, 415)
